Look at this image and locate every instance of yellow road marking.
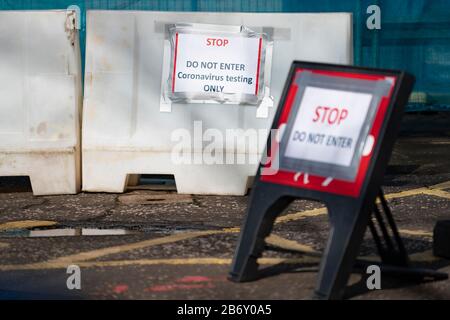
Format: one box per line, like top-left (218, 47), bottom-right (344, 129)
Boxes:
top-left (0, 180), bottom-right (448, 271)
top-left (383, 187), bottom-right (428, 200)
top-left (0, 242), bottom-right (9, 249)
top-left (46, 229), bottom-right (238, 265)
top-left (399, 229), bottom-right (433, 237)
top-left (275, 207), bottom-right (326, 224)
top-left (0, 220), bottom-right (57, 231)
top-left (0, 250), bottom-right (438, 271)
top-left (265, 234), bottom-right (318, 254)
top-left (422, 189), bottom-right (450, 200)
top-left (430, 180), bottom-right (450, 190)
top-left (0, 257), bottom-right (321, 271)
top-left (273, 181), bottom-right (450, 226)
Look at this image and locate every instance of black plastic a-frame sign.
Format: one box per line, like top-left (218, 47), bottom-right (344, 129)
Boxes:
top-left (229, 61), bottom-right (447, 299)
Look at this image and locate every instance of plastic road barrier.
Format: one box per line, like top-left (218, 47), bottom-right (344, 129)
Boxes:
top-left (82, 11), bottom-right (352, 195)
top-left (0, 10), bottom-right (82, 195)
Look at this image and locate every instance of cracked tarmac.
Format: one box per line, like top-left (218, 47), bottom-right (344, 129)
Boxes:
top-left (0, 113), bottom-right (449, 300)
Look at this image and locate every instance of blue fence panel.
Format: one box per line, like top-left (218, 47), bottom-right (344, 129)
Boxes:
top-left (1, 0), bottom-right (449, 111)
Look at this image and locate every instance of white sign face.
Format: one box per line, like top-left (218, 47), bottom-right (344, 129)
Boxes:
top-left (284, 86), bottom-right (373, 167)
top-left (172, 33), bottom-right (262, 96)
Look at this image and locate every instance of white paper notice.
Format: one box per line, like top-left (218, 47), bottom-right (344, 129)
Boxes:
top-left (172, 33), bottom-right (262, 95)
top-left (284, 86), bottom-right (373, 167)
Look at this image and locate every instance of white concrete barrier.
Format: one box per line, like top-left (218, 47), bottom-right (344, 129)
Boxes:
top-left (0, 10), bottom-right (82, 195)
top-left (82, 11), bottom-right (352, 195)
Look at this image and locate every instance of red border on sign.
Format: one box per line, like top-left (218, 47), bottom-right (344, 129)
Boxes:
top-left (260, 68), bottom-right (397, 198)
top-left (255, 37), bottom-right (263, 95)
top-left (171, 34), bottom-right (263, 96)
top-left (172, 32), bottom-right (179, 93)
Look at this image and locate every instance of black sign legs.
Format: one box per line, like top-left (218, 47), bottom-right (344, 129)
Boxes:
top-left (229, 61), bottom-right (447, 299)
top-left (229, 184), bottom-right (373, 300)
top-left (369, 190), bottom-right (409, 267)
top-left (366, 191), bottom-right (448, 282)
top-left (229, 184), bottom-right (293, 282)
top-left (230, 186), bottom-right (448, 299)
top-left (314, 200), bottom-right (370, 299)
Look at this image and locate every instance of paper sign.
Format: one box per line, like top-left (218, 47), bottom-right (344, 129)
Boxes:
top-left (284, 86), bottom-right (373, 167)
top-left (172, 33), bottom-right (262, 96)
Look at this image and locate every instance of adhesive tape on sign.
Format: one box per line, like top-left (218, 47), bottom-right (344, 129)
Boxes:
top-left (362, 135), bottom-right (375, 156)
top-left (165, 24), bottom-right (269, 105)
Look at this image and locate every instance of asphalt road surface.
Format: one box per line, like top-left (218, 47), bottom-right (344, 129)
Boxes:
top-left (0, 113), bottom-right (449, 300)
